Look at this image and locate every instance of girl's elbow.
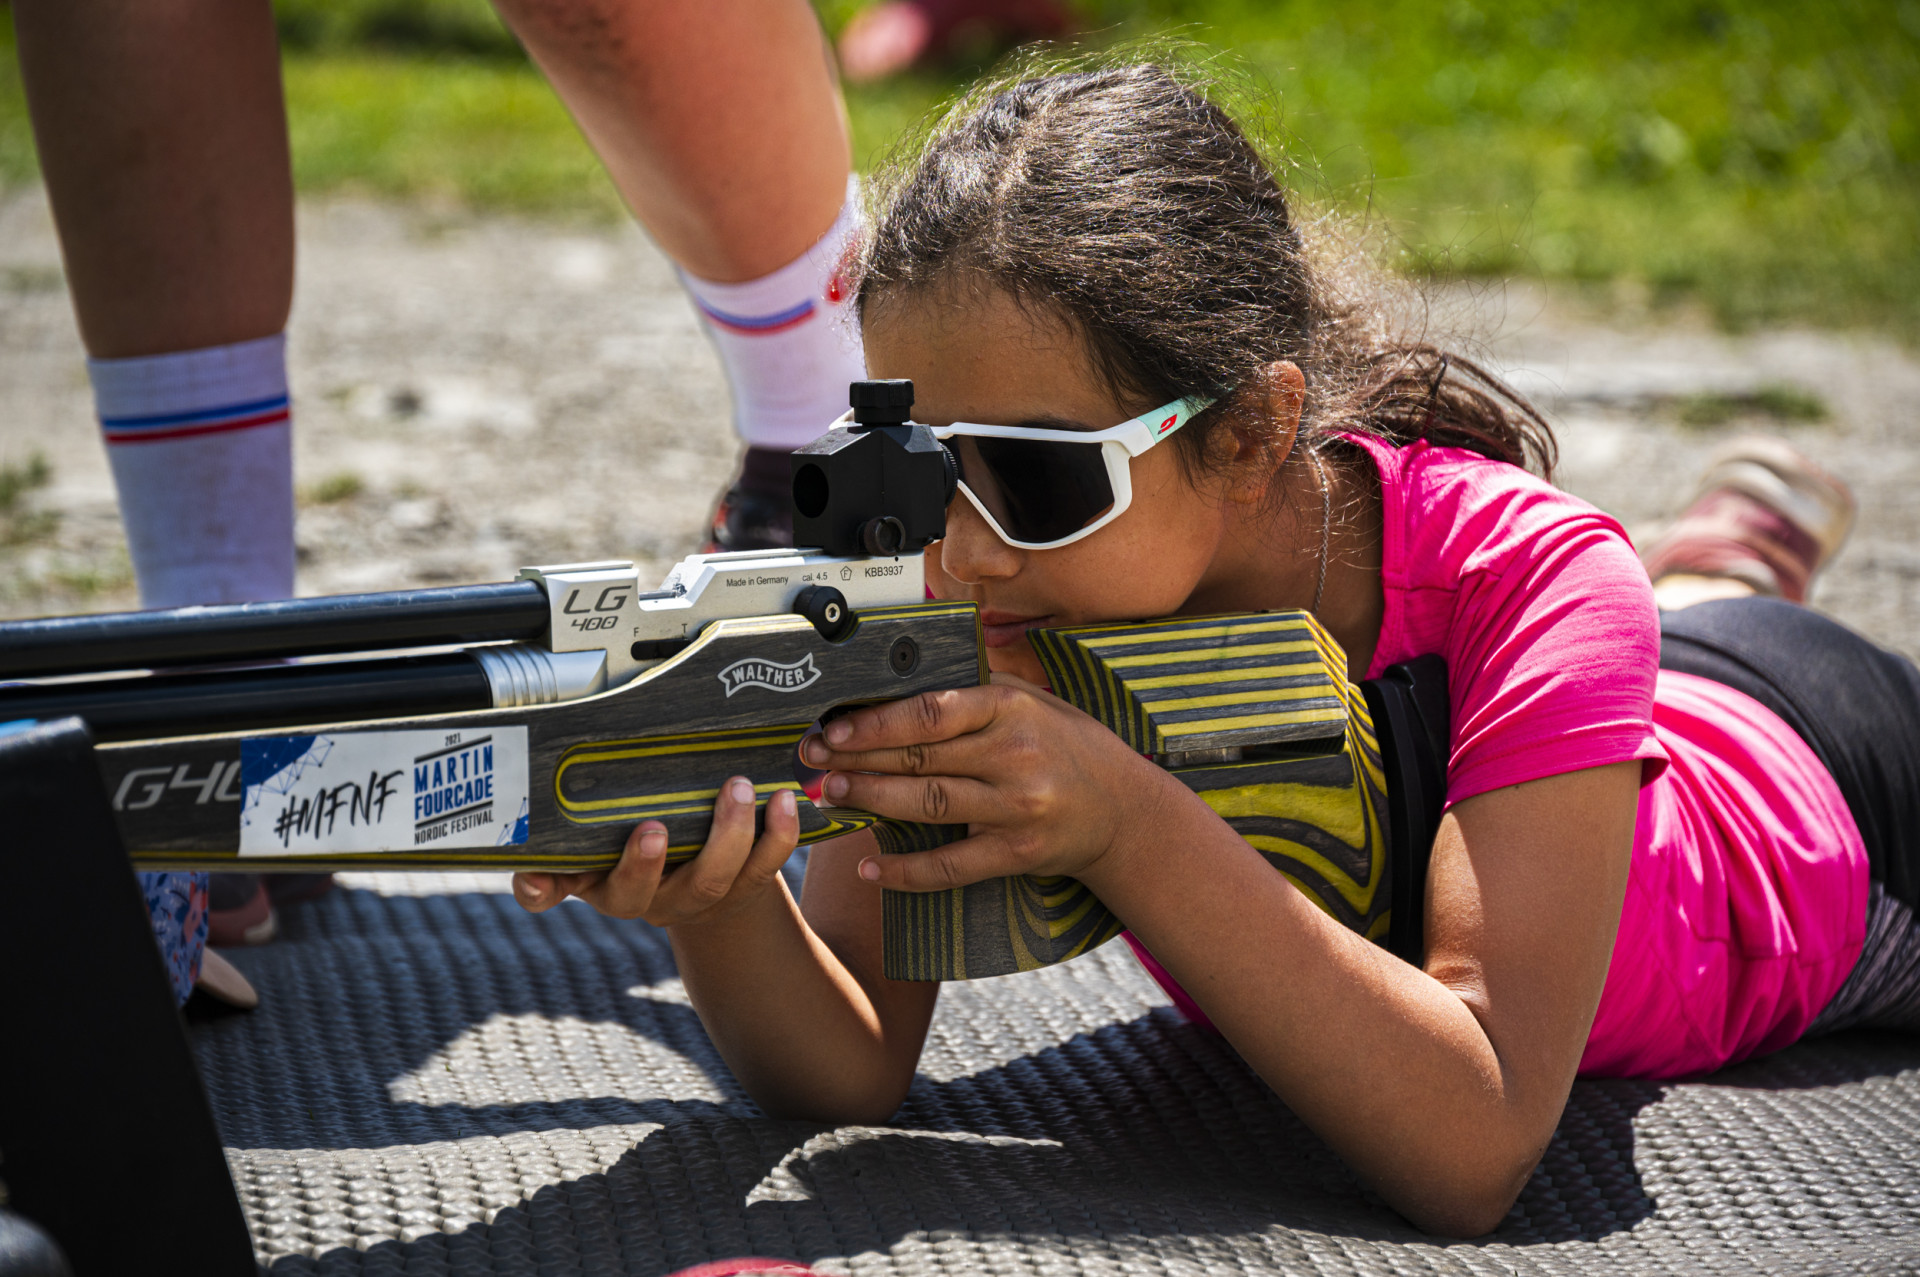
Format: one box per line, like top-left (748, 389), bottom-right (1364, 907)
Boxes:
top-left (1392, 1154), bottom-right (1534, 1239)
top-left (1401, 1191), bottom-right (1519, 1240)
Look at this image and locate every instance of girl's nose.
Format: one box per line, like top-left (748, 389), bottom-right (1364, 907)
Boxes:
top-left (937, 494), bottom-right (1022, 584)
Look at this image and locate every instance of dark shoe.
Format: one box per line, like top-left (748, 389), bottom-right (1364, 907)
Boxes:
top-left (267, 872), bottom-right (334, 907)
top-left (206, 873), bottom-right (277, 948)
top-left (705, 447), bottom-right (795, 551)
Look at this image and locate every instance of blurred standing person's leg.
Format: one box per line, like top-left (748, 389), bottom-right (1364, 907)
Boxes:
top-left (14, 0), bottom-right (297, 609)
top-left (13, 0), bottom-right (298, 987)
top-left (492, 0), bottom-right (865, 549)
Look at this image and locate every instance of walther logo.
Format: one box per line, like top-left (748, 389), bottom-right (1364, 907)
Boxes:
top-left (718, 653), bottom-right (821, 696)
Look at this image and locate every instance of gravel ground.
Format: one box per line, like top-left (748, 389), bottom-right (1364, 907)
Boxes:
top-left (2, 185), bottom-right (1917, 656)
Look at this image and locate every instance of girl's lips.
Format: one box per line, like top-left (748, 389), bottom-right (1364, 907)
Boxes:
top-left (979, 610), bottom-right (1054, 648)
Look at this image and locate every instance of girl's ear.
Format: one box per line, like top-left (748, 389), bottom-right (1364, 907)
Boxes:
top-left (1216, 361), bottom-right (1306, 507)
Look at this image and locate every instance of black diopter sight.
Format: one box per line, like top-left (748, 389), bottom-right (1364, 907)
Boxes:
top-left (849, 378), bottom-right (915, 424)
top-left (790, 380), bottom-right (958, 557)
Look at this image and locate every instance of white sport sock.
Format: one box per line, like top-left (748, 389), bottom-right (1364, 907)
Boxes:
top-left (89, 333), bottom-right (297, 609)
top-left (678, 177), bottom-right (868, 452)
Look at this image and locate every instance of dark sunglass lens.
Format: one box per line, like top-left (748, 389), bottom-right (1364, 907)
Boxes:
top-left (951, 435), bottom-right (1114, 544)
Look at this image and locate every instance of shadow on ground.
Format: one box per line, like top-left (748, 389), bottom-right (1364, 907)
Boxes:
top-left (192, 883), bottom-right (1920, 1276)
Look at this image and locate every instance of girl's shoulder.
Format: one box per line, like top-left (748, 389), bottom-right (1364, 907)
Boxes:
top-left (1343, 433), bottom-right (1635, 594)
top-left (1344, 433), bottom-right (1666, 804)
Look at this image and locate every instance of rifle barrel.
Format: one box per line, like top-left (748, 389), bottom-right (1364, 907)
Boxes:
top-left (0, 653), bottom-right (494, 743)
top-left (0, 582), bottom-right (550, 678)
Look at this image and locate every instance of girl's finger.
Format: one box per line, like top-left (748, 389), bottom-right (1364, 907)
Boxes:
top-left (521, 869), bottom-right (609, 911)
top-left (556, 871), bottom-right (609, 896)
top-left (739, 787), bottom-right (803, 885)
top-left (512, 872), bottom-right (559, 913)
top-left (820, 768), bottom-right (1009, 827)
top-left (802, 732), bottom-right (981, 780)
top-left (576, 821), bottom-right (668, 918)
top-left (857, 832), bottom-right (1026, 893)
top-left (654, 776), bottom-right (762, 917)
top-left (819, 686), bottom-right (1006, 754)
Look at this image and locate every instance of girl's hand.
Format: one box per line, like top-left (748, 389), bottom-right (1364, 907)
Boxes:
top-left (511, 780), bottom-right (800, 925)
top-left (801, 674), bottom-right (1180, 891)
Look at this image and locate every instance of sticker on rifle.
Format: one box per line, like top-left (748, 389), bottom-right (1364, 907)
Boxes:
top-left (237, 727), bottom-right (531, 856)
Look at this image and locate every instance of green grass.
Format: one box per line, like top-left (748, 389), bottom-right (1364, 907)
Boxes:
top-left (0, 8), bottom-right (619, 214)
top-left (0, 14), bottom-right (31, 189)
top-left (0, 452), bottom-right (57, 547)
top-left (0, 0), bottom-right (1914, 333)
top-left (274, 0), bottom-right (523, 60)
top-left (1135, 0), bottom-right (1920, 334)
top-left (282, 54), bottom-right (623, 214)
top-left (1676, 384), bottom-right (1832, 428)
top-left (302, 470), bottom-right (368, 504)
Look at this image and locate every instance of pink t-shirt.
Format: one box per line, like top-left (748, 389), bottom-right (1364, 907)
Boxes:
top-left (1129, 435), bottom-right (1868, 1077)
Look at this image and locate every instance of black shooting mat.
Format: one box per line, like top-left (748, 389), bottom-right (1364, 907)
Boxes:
top-left (196, 869), bottom-right (1920, 1276)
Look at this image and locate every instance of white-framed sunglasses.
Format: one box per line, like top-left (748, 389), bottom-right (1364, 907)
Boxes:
top-left (829, 395), bottom-right (1214, 550)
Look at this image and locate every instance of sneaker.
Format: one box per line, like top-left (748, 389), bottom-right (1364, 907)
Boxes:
top-left (705, 447), bottom-right (795, 552)
top-left (206, 873), bottom-right (277, 948)
top-left (192, 948), bottom-right (260, 1011)
top-left (1638, 437), bottom-right (1856, 605)
top-left (837, 0), bottom-right (1074, 83)
top-left (267, 872), bottom-right (334, 907)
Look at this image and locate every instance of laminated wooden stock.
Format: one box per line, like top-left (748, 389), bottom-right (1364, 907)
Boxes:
top-left (878, 612), bottom-right (1393, 980)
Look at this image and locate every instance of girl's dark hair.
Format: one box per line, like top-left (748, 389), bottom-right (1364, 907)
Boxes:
top-left (855, 60), bottom-right (1558, 480)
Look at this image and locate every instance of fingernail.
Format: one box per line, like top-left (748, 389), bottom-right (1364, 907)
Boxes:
top-left (775, 788), bottom-right (796, 814)
top-left (803, 736), bottom-right (829, 767)
top-left (729, 778), bottom-right (755, 804)
top-left (825, 773), bottom-right (849, 801)
top-left (639, 827), bottom-right (666, 856)
top-left (858, 858), bottom-right (880, 881)
top-left (825, 719), bottom-right (852, 745)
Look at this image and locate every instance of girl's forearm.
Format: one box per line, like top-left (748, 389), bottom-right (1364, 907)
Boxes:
top-left (1078, 799), bottom-right (1558, 1235)
top-left (668, 880), bottom-right (930, 1123)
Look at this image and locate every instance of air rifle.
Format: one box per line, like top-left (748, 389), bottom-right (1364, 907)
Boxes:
top-left (0, 380), bottom-right (1449, 979)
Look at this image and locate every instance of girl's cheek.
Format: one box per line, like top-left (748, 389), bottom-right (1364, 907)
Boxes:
top-left (925, 537), bottom-right (962, 599)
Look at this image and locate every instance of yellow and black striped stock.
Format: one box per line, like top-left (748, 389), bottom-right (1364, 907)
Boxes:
top-left (879, 612), bottom-right (1392, 981)
top-left (1027, 612), bottom-right (1352, 752)
top-left (554, 723), bottom-right (873, 854)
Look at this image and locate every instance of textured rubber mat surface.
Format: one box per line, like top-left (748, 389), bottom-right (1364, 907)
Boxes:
top-left (197, 872), bottom-right (1920, 1276)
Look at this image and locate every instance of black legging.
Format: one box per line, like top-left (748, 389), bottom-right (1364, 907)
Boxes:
top-left (1659, 596), bottom-right (1920, 910)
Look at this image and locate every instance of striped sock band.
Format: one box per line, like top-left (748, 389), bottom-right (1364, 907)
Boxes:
top-left (678, 176), bottom-right (868, 451)
top-left (100, 392), bottom-right (292, 445)
top-left (89, 333), bottom-right (297, 609)
top-left (691, 296), bottom-right (820, 337)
